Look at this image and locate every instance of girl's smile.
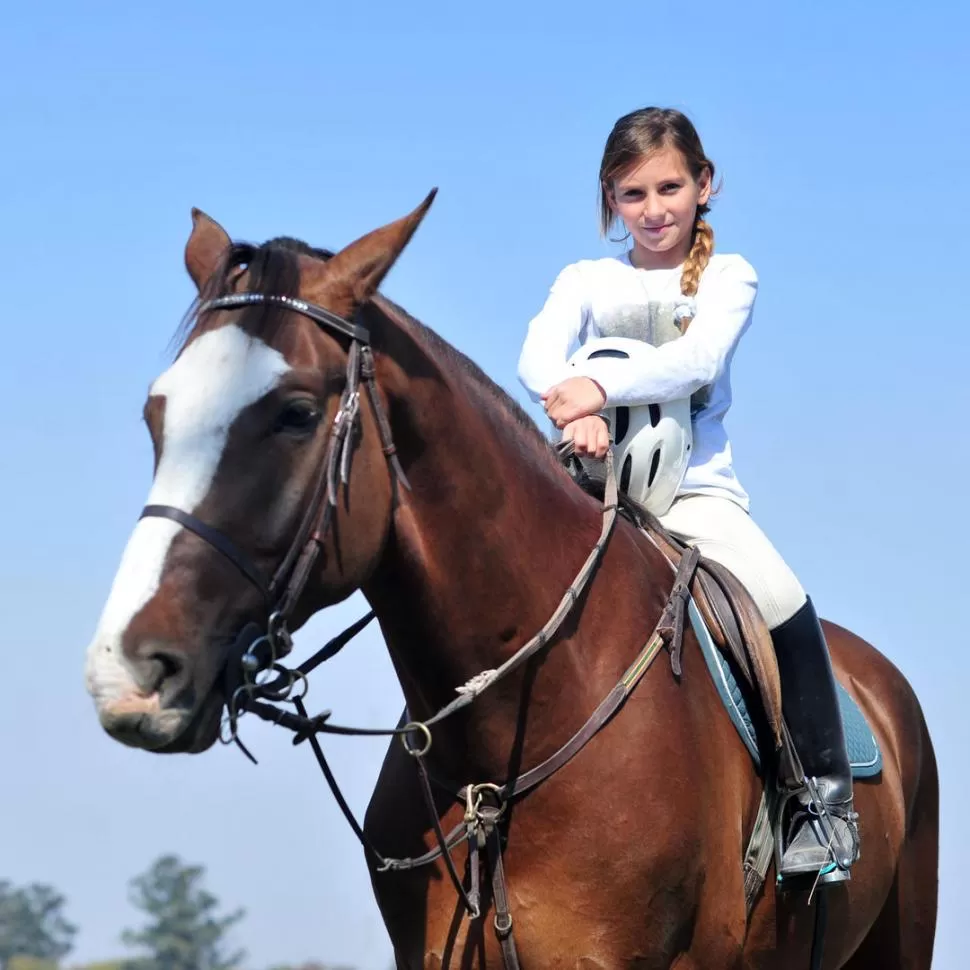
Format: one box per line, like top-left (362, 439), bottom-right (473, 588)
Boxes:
top-left (609, 146), bottom-right (712, 269)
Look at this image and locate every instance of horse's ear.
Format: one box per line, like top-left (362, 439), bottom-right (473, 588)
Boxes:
top-left (185, 208), bottom-right (232, 291)
top-left (310, 189), bottom-right (437, 310)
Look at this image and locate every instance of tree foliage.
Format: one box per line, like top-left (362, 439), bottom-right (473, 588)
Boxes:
top-left (120, 855), bottom-right (244, 970)
top-left (2, 864), bottom-right (357, 970)
top-left (8, 958), bottom-right (58, 970)
top-left (0, 882), bottom-right (76, 970)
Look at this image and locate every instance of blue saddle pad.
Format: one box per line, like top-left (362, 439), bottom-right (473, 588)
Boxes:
top-left (687, 600), bottom-right (882, 779)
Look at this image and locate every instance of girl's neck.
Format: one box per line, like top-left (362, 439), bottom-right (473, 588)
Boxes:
top-left (628, 241), bottom-right (689, 271)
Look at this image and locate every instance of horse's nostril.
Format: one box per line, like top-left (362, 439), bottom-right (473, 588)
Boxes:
top-left (150, 651), bottom-right (188, 704)
top-left (154, 650), bottom-right (183, 683)
top-left (128, 644), bottom-right (186, 697)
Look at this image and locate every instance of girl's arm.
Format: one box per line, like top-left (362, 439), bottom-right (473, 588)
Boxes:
top-left (517, 263), bottom-right (589, 402)
top-left (570, 256), bottom-right (758, 406)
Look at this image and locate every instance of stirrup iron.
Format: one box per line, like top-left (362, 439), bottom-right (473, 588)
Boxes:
top-left (775, 776), bottom-right (859, 888)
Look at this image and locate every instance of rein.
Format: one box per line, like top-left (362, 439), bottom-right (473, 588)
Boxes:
top-left (140, 291), bottom-right (701, 969)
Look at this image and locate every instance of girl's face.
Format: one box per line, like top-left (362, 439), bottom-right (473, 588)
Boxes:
top-left (608, 146), bottom-right (711, 268)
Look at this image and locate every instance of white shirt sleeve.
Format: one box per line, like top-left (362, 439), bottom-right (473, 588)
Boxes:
top-left (570, 256), bottom-right (758, 406)
top-left (516, 263), bottom-right (589, 402)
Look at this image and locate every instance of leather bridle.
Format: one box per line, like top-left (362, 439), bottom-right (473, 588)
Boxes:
top-left (140, 291), bottom-right (408, 691)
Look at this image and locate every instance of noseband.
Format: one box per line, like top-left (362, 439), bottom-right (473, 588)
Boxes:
top-left (139, 291), bottom-right (409, 688)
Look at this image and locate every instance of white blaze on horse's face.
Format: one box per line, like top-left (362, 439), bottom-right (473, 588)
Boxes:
top-left (84, 324), bottom-right (291, 736)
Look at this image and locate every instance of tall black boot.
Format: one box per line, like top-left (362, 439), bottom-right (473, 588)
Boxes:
top-left (771, 597), bottom-right (860, 882)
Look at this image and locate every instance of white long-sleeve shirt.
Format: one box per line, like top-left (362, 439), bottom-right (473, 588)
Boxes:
top-left (517, 251), bottom-right (757, 509)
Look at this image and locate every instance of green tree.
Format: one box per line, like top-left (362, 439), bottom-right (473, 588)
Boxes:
top-left (0, 881), bottom-right (77, 970)
top-left (8, 958), bottom-right (58, 970)
top-left (120, 855), bottom-right (244, 970)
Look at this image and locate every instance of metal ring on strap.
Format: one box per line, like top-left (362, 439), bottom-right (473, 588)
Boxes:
top-left (401, 721), bottom-right (433, 757)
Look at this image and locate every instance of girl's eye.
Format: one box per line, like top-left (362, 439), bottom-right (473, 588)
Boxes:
top-left (275, 401), bottom-right (322, 435)
top-left (660, 182), bottom-right (683, 194)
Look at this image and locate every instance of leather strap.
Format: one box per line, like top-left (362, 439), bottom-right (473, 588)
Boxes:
top-left (415, 751), bottom-right (482, 918)
top-left (485, 814), bottom-right (520, 970)
top-left (199, 292), bottom-right (371, 343)
top-left (743, 789), bottom-right (778, 912)
top-left (290, 696), bottom-right (388, 863)
top-left (140, 505), bottom-right (269, 597)
top-left (656, 545), bottom-right (700, 677)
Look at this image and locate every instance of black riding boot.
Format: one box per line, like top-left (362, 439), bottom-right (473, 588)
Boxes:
top-left (772, 597), bottom-right (860, 882)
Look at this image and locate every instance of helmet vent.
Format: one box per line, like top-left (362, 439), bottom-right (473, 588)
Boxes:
top-left (620, 454), bottom-right (633, 493)
top-left (648, 404), bottom-right (661, 428)
top-left (647, 448), bottom-right (661, 487)
top-left (587, 349), bottom-right (629, 360)
top-left (614, 407), bottom-right (630, 445)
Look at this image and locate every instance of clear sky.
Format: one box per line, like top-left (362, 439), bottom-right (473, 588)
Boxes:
top-left (2, 2), bottom-right (967, 967)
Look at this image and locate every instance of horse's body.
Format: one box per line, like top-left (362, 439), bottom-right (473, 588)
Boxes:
top-left (356, 309), bottom-right (938, 969)
top-left (84, 198), bottom-right (938, 969)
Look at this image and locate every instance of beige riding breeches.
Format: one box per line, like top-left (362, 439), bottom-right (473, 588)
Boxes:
top-left (658, 494), bottom-right (807, 630)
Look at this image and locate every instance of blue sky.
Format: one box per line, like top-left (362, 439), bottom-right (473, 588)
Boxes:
top-left (2, 2), bottom-right (967, 967)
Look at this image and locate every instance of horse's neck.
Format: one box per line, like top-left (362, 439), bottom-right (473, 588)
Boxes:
top-left (369, 397), bottom-right (601, 684)
top-left (362, 319), bottom-right (652, 778)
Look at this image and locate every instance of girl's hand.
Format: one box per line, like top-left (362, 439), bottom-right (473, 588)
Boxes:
top-left (562, 415), bottom-right (610, 459)
top-left (542, 377), bottom-right (607, 427)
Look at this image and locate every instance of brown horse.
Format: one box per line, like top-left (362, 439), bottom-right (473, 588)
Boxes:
top-left (84, 195), bottom-right (938, 969)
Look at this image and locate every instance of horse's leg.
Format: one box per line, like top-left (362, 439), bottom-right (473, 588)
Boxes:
top-left (840, 709), bottom-right (939, 970)
top-left (364, 736), bottom-right (448, 970)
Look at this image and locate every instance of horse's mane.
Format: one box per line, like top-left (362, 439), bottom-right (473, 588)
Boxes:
top-left (174, 233), bottom-right (561, 467)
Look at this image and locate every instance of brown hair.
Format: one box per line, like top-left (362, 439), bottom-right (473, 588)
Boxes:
top-left (598, 107), bottom-right (716, 306)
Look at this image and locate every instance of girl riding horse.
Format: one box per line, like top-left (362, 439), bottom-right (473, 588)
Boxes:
top-left (517, 106), bottom-right (859, 883)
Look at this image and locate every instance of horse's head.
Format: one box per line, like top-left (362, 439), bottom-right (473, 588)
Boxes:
top-left (84, 193), bottom-right (435, 753)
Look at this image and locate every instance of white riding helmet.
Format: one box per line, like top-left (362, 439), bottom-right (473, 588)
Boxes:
top-left (567, 339), bottom-right (692, 516)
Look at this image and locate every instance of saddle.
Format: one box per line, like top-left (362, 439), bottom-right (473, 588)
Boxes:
top-left (638, 517), bottom-right (801, 785)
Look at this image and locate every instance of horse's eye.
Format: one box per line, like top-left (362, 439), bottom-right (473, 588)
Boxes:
top-left (275, 400), bottom-right (322, 435)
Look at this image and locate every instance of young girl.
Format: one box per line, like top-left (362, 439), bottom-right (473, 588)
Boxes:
top-left (517, 106), bottom-right (859, 883)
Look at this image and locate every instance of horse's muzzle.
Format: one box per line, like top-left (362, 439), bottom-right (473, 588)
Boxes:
top-left (96, 691), bottom-right (192, 749)
top-left (97, 690), bottom-right (223, 753)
